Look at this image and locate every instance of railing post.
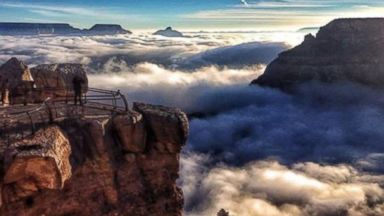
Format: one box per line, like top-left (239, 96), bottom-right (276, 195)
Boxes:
top-left (44, 99), bottom-right (54, 124)
top-left (119, 91), bottom-right (129, 112)
top-left (26, 111), bottom-right (36, 134)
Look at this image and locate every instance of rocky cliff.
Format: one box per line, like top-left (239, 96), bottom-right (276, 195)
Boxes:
top-left (251, 18), bottom-right (384, 89)
top-left (0, 102), bottom-right (189, 215)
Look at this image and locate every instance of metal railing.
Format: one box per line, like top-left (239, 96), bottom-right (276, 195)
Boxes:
top-left (0, 87), bottom-right (129, 145)
top-left (27, 87), bottom-right (129, 112)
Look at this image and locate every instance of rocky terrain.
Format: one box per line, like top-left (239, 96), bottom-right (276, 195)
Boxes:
top-left (0, 58), bottom-right (88, 104)
top-left (0, 58), bottom-right (189, 215)
top-left (0, 22), bottom-right (131, 35)
top-left (251, 18), bottom-right (384, 89)
top-left (153, 27), bottom-right (183, 37)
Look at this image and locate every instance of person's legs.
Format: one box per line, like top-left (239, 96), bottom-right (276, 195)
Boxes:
top-left (74, 93), bottom-right (78, 105)
top-left (79, 92), bottom-right (83, 106)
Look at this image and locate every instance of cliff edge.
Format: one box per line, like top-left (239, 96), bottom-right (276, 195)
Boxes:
top-left (0, 58), bottom-right (189, 216)
top-left (251, 18), bottom-right (384, 89)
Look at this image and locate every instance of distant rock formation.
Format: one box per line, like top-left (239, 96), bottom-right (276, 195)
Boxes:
top-left (0, 22), bottom-right (131, 36)
top-left (251, 18), bottom-right (384, 89)
top-left (87, 24), bottom-right (131, 35)
top-left (153, 27), bottom-right (183, 37)
top-left (0, 23), bottom-right (82, 35)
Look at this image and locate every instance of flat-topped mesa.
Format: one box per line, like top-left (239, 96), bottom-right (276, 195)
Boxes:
top-left (0, 23), bottom-right (82, 35)
top-left (0, 22), bottom-right (132, 35)
top-left (87, 24), bottom-right (131, 35)
top-left (0, 102), bottom-right (189, 215)
top-left (251, 18), bottom-right (384, 89)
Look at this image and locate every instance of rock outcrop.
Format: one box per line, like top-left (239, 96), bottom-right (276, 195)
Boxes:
top-left (0, 57), bottom-right (34, 89)
top-left (0, 57), bottom-right (35, 104)
top-left (0, 103), bottom-right (188, 215)
top-left (31, 63), bottom-right (89, 98)
top-left (153, 27), bottom-right (183, 37)
top-left (251, 18), bottom-right (384, 89)
top-left (2, 126), bottom-right (72, 204)
top-left (0, 58), bottom-right (89, 104)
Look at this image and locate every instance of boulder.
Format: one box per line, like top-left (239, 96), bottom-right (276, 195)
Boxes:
top-left (31, 63), bottom-right (88, 99)
top-left (0, 57), bottom-right (34, 89)
top-left (133, 102), bottom-right (188, 153)
top-left (251, 18), bottom-right (384, 89)
top-left (112, 112), bottom-right (147, 153)
top-left (2, 126), bottom-right (71, 203)
top-left (0, 57), bottom-right (35, 104)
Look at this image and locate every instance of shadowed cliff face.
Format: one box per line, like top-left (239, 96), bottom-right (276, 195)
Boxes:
top-left (0, 103), bottom-right (188, 216)
top-left (251, 18), bottom-right (384, 89)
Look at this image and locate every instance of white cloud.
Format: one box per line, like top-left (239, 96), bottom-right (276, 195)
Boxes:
top-left (240, 0), bottom-right (249, 6)
top-left (181, 157), bottom-right (384, 216)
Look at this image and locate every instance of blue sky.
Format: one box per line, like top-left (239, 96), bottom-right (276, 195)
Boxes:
top-left (0, 0), bottom-right (384, 30)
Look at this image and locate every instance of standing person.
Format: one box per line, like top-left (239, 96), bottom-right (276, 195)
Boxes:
top-left (72, 75), bottom-right (85, 106)
top-left (2, 79), bottom-right (10, 107)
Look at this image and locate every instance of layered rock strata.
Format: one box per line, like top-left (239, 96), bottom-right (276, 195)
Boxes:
top-left (0, 103), bottom-right (189, 216)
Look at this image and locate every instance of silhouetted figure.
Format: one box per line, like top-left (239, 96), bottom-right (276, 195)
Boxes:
top-left (72, 75), bottom-right (85, 106)
top-left (1, 79), bottom-right (10, 107)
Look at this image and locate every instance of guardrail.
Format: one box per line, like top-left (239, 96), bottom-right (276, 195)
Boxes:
top-left (32, 87), bottom-right (129, 112)
top-left (0, 87), bottom-right (129, 145)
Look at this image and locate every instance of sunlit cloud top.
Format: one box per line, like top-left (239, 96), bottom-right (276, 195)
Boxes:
top-left (0, 0), bottom-right (384, 30)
